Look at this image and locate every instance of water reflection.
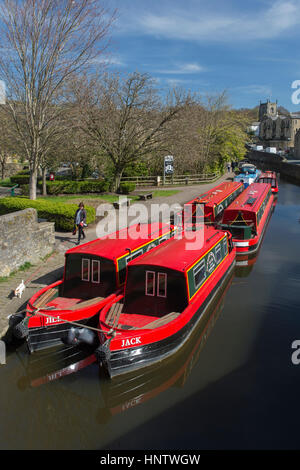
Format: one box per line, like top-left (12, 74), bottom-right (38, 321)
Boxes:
top-left (14, 271), bottom-right (234, 427)
top-left (235, 197), bottom-right (277, 278)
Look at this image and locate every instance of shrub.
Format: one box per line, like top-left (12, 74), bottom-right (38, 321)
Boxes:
top-left (118, 182), bottom-right (136, 194)
top-left (43, 179), bottom-right (109, 195)
top-left (0, 178), bottom-right (13, 187)
top-left (0, 197), bottom-right (96, 231)
top-left (10, 174), bottom-right (31, 185)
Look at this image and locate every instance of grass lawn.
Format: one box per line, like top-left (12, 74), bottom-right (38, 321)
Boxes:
top-left (37, 189), bottom-right (181, 207)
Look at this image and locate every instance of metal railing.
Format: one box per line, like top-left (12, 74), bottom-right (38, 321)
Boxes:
top-left (120, 173), bottom-right (219, 187)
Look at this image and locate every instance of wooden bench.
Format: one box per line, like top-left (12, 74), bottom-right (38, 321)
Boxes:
top-left (33, 288), bottom-right (57, 308)
top-left (138, 193), bottom-right (153, 201)
top-left (113, 198), bottom-right (132, 209)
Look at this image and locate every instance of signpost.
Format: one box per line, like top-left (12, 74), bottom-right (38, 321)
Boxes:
top-left (163, 155), bottom-right (174, 185)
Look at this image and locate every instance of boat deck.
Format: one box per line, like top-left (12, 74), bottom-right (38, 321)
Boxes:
top-left (33, 289), bottom-right (104, 311)
top-left (105, 302), bottom-right (180, 330)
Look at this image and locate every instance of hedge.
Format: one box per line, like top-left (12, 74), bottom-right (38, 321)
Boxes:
top-left (0, 197), bottom-right (96, 231)
top-left (10, 174), bottom-right (31, 185)
top-left (42, 179), bottom-right (109, 195)
top-left (119, 182), bottom-right (136, 194)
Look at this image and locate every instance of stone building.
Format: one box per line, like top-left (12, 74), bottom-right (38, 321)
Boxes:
top-left (258, 99), bottom-right (300, 151)
top-left (258, 100), bottom-right (277, 121)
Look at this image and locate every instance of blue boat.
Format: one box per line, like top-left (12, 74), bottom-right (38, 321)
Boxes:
top-left (234, 163), bottom-right (261, 188)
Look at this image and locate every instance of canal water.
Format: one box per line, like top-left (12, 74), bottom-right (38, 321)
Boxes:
top-left (1, 178), bottom-right (300, 450)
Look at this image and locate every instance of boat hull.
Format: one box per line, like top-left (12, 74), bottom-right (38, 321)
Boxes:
top-left (98, 254), bottom-right (235, 379)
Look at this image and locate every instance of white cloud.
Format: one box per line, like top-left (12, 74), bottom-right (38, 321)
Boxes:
top-left (136, 0), bottom-right (300, 42)
top-left (89, 55), bottom-right (125, 67)
top-left (156, 62), bottom-right (206, 74)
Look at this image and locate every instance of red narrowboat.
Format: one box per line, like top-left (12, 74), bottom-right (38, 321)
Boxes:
top-left (95, 226), bottom-right (236, 379)
top-left (12, 223), bottom-right (175, 353)
top-left (176, 181), bottom-right (244, 226)
top-left (18, 269), bottom-right (234, 391)
top-left (257, 170), bottom-right (278, 193)
top-left (220, 182), bottom-right (274, 254)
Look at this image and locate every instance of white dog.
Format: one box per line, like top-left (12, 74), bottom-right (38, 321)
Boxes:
top-left (14, 280), bottom-right (26, 298)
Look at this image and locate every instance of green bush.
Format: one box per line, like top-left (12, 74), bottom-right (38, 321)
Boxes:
top-left (0, 197), bottom-right (96, 231)
top-left (44, 179), bottom-right (109, 195)
top-left (0, 177), bottom-right (13, 187)
top-left (10, 174), bottom-right (31, 185)
top-left (118, 182), bottom-right (136, 194)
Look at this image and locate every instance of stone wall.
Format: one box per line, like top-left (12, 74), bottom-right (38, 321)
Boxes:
top-left (1, 162), bottom-right (22, 179)
top-left (247, 149), bottom-right (300, 183)
top-left (0, 208), bottom-right (55, 277)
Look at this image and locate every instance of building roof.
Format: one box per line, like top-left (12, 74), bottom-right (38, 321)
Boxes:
top-left (129, 226), bottom-right (226, 273)
top-left (66, 223), bottom-right (173, 260)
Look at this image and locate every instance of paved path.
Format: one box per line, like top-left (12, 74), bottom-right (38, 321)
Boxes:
top-left (0, 172), bottom-right (234, 339)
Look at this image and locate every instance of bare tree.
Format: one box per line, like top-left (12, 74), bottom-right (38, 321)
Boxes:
top-left (0, 105), bottom-right (20, 179)
top-left (72, 72), bottom-right (190, 191)
top-left (0, 0), bottom-right (115, 199)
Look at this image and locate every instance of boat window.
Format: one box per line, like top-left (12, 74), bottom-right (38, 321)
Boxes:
top-left (216, 244), bottom-right (222, 264)
top-left (81, 258), bottom-right (90, 282)
top-left (194, 259), bottom-right (206, 289)
top-left (126, 249), bottom-right (143, 265)
top-left (157, 272), bottom-right (167, 298)
top-left (145, 271), bottom-right (155, 296)
top-left (92, 260), bottom-right (100, 283)
top-left (223, 237), bottom-right (228, 256)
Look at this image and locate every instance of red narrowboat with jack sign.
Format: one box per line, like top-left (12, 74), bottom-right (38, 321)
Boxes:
top-left (10, 223), bottom-right (175, 352)
top-left (93, 226), bottom-right (236, 379)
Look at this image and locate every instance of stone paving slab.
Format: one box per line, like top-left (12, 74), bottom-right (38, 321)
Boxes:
top-left (0, 173), bottom-right (234, 339)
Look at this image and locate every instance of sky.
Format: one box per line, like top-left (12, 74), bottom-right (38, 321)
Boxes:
top-left (102, 0), bottom-right (300, 112)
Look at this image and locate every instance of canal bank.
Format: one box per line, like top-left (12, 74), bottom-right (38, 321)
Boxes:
top-left (247, 149), bottom-right (300, 184)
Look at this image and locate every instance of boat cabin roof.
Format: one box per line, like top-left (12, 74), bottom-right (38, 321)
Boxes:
top-left (185, 181), bottom-right (243, 207)
top-left (129, 226), bottom-right (227, 273)
top-left (65, 223), bottom-right (173, 260)
top-left (258, 171), bottom-right (276, 180)
top-left (223, 182), bottom-right (271, 214)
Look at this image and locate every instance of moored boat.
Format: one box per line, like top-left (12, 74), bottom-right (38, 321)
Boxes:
top-left (234, 163), bottom-right (261, 188)
top-left (175, 181), bottom-right (244, 226)
top-left (220, 182), bottom-right (274, 255)
top-left (11, 223), bottom-right (175, 353)
top-left (257, 170), bottom-right (278, 193)
top-left (95, 226), bottom-right (236, 379)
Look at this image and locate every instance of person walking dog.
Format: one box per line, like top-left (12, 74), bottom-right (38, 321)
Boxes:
top-left (74, 202), bottom-right (87, 245)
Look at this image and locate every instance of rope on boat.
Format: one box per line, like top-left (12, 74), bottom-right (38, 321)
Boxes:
top-left (12, 307), bottom-right (116, 337)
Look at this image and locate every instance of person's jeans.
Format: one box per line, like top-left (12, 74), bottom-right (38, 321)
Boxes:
top-left (77, 224), bottom-right (85, 242)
